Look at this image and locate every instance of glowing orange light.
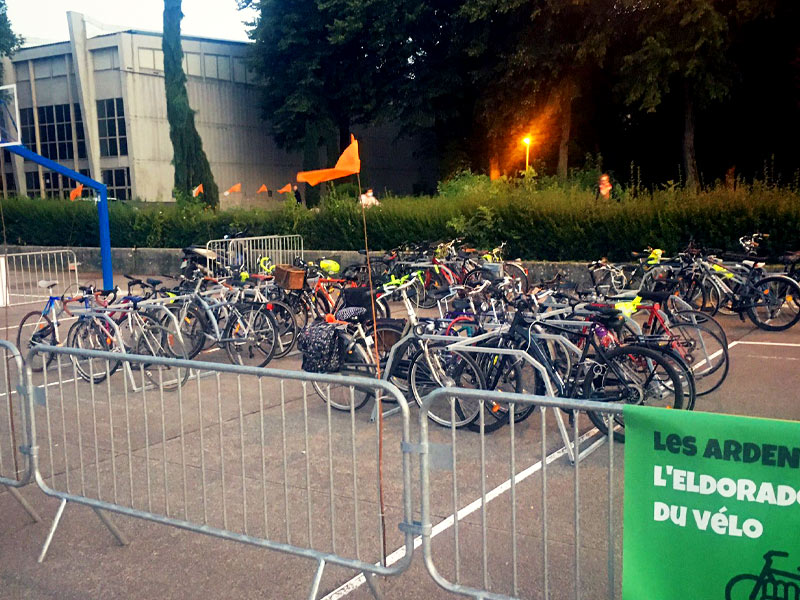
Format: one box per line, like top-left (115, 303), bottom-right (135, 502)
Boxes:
top-left (522, 136), bottom-right (532, 146)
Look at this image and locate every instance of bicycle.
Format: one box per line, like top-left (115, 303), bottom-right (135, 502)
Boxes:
top-left (725, 550), bottom-right (800, 600)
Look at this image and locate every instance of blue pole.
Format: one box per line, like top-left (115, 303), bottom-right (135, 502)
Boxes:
top-left (6, 144), bottom-right (114, 288)
top-left (97, 186), bottom-right (113, 289)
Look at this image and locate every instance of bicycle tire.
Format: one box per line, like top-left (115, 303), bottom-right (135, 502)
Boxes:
top-left (662, 322), bottom-right (729, 396)
top-left (746, 275), bottom-right (800, 331)
top-left (267, 299), bottom-right (299, 359)
top-left (503, 263), bottom-right (529, 294)
top-left (408, 346), bottom-right (485, 429)
top-left (311, 341), bottom-right (374, 411)
top-left (17, 311), bottom-right (56, 372)
top-left (583, 344), bottom-right (685, 442)
top-left (224, 304), bottom-right (278, 367)
top-left (68, 319), bottom-right (119, 384)
top-left (136, 317), bottom-right (190, 390)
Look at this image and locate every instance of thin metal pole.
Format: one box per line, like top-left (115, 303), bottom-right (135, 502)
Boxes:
top-left (38, 498), bottom-right (67, 563)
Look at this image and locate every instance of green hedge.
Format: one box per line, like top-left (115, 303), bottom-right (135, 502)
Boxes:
top-left (2, 176), bottom-right (799, 261)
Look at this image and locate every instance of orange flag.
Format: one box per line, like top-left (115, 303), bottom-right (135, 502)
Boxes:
top-left (277, 183), bottom-right (292, 194)
top-left (297, 134), bottom-right (360, 186)
top-left (256, 184), bottom-right (268, 194)
top-left (192, 183), bottom-right (204, 197)
top-left (69, 184), bottom-right (83, 201)
top-left (224, 183), bottom-right (242, 196)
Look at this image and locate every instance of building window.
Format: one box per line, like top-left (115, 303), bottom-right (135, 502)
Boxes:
top-left (37, 104), bottom-right (76, 161)
top-left (25, 171), bottom-right (40, 197)
top-left (204, 54), bottom-right (231, 80)
top-left (3, 170), bottom-right (16, 194)
top-left (97, 98), bottom-right (127, 157)
top-left (102, 167), bottom-right (131, 200)
top-left (185, 52), bottom-right (202, 77)
top-left (20, 104), bottom-right (86, 160)
top-left (93, 48), bottom-right (119, 71)
top-left (20, 107), bottom-right (34, 146)
top-left (138, 48), bottom-right (164, 72)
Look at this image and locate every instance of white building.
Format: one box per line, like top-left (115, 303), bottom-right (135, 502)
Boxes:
top-left (1, 12), bottom-right (435, 205)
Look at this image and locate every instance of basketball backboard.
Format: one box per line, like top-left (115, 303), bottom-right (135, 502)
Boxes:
top-left (0, 84), bottom-right (20, 147)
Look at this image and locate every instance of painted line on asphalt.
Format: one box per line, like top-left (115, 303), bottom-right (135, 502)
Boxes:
top-left (732, 340), bottom-right (800, 347)
top-left (321, 427), bottom-right (601, 600)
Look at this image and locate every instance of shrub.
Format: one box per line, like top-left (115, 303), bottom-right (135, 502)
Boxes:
top-left (1, 179), bottom-right (798, 260)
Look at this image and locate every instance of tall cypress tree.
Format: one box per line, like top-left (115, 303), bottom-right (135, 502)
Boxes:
top-left (163, 0), bottom-right (219, 206)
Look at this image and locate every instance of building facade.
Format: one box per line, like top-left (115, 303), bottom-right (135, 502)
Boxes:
top-left (1, 12), bottom-right (435, 205)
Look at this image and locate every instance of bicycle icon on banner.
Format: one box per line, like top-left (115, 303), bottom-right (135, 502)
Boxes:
top-left (726, 551), bottom-right (800, 599)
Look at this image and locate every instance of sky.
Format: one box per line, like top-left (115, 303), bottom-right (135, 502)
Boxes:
top-left (6, 0), bottom-right (257, 46)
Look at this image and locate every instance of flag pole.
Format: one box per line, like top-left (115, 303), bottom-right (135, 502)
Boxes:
top-left (357, 172), bottom-right (388, 565)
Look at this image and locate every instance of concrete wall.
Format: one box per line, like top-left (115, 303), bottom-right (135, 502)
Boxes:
top-left (0, 245), bottom-right (595, 286)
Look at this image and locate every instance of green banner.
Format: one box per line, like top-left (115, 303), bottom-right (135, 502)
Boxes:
top-left (623, 405), bottom-right (800, 600)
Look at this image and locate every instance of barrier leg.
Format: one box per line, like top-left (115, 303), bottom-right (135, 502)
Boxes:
top-left (38, 498), bottom-right (67, 563)
top-left (92, 507), bottom-right (129, 547)
top-left (364, 573), bottom-right (384, 600)
top-left (308, 558), bottom-right (326, 600)
top-left (5, 485), bottom-right (42, 522)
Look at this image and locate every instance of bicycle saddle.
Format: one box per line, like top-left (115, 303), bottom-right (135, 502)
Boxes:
top-left (37, 280), bottom-right (58, 289)
top-left (428, 287), bottom-right (452, 300)
top-left (335, 306), bottom-right (368, 323)
top-left (146, 278), bottom-right (163, 287)
top-left (582, 304), bottom-right (625, 329)
top-left (636, 290), bottom-right (672, 304)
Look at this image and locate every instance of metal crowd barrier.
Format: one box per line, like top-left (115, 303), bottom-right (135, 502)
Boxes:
top-left (1, 249), bottom-right (80, 306)
top-left (206, 234), bottom-right (304, 274)
top-left (416, 387), bottom-right (623, 600)
top-left (0, 339), bottom-right (41, 522)
top-left (23, 344), bottom-right (414, 598)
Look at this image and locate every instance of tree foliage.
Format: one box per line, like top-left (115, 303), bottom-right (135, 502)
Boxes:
top-left (0, 0), bottom-right (22, 84)
top-left (241, 0), bottom-right (795, 187)
top-left (163, 0), bottom-right (219, 207)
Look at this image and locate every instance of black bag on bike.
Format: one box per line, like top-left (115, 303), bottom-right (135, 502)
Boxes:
top-left (297, 322), bottom-right (342, 373)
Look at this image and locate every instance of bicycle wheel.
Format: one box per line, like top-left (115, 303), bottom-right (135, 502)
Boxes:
top-left (173, 303), bottom-right (206, 359)
top-left (224, 304), bottom-right (278, 367)
top-left (68, 319), bottom-right (119, 384)
top-left (136, 317), bottom-right (190, 391)
top-left (267, 300), bottom-right (299, 359)
top-left (663, 322), bottom-right (729, 396)
top-left (724, 574), bottom-right (761, 600)
top-left (369, 322), bottom-right (410, 392)
top-left (503, 263), bottom-right (529, 294)
top-left (311, 341), bottom-right (374, 411)
top-left (409, 346), bottom-right (485, 429)
top-left (672, 309), bottom-right (727, 346)
top-left (746, 275), bottom-right (800, 331)
top-left (17, 311), bottom-right (56, 372)
top-left (583, 345), bottom-right (684, 442)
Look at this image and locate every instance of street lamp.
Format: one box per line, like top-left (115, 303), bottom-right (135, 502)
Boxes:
top-left (522, 136), bottom-right (532, 171)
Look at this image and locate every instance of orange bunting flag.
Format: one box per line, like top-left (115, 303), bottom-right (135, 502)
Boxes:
top-left (192, 183), bottom-right (204, 197)
top-left (296, 134), bottom-right (360, 187)
top-left (277, 183), bottom-right (293, 194)
top-left (69, 184), bottom-right (84, 201)
top-left (257, 184), bottom-right (268, 194)
top-left (224, 183), bottom-right (242, 196)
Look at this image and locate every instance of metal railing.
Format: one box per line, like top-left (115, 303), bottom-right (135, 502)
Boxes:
top-left (0, 338), bottom-right (41, 522)
top-left (206, 235), bottom-right (304, 274)
top-left (416, 387), bottom-right (623, 600)
top-left (1, 249), bottom-right (80, 307)
top-left (0, 332), bottom-right (633, 599)
top-left (23, 344), bottom-right (413, 598)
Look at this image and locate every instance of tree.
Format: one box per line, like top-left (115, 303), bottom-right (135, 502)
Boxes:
top-left (617, 0), bottom-right (775, 191)
top-left (0, 0), bottom-right (21, 71)
top-left (163, 0), bottom-right (219, 206)
top-left (459, 0), bottom-right (618, 177)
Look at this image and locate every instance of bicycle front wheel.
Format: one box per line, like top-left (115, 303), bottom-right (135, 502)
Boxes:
top-left (746, 275), bottom-right (800, 331)
top-left (311, 341), bottom-right (374, 411)
top-left (224, 304), bottom-right (278, 367)
top-left (583, 345), bottom-right (684, 442)
top-left (17, 311), bottom-right (56, 372)
top-left (409, 347), bottom-right (485, 429)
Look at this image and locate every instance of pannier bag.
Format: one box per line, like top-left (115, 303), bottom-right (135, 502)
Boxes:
top-left (297, 322), bottom-right (342, 373)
